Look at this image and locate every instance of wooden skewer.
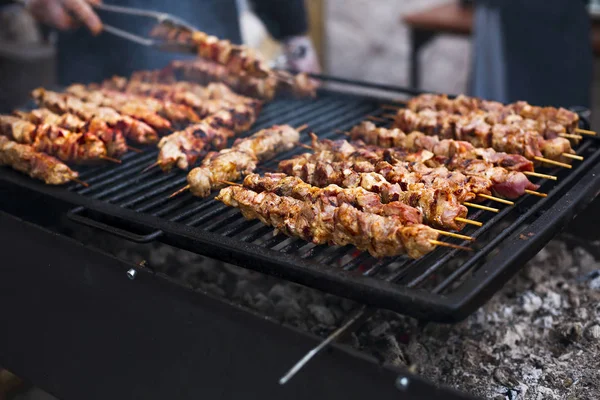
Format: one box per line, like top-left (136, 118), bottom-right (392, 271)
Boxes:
top-left (463, 202), bottom-right (500, 213)
top-left (533, 156), bottom-right (572, 169)
top-left (523, 171), bottom-right (557, 181)
top-left (296, 124), bottom-right (309, 132)
top-left (477, 193), bottom-right (515, 205)
top-left (299, 143), bottom-right (313, 150)
top-left (429, 240), bottom-right (473, 252)
top-left (558, 133), bottom-right (583, 140)
top-left (366, 115), bottom-right (386, 122)
top-left (575, 128), bottom-right (596, 136)
top-left (455, 217), bottom-right (483, 227)
top-left (524, 189), bottom-right (547, 198)
top-left (169, 184), bottom-right (190, 199)
top-left (142, 161), bottom-right (161, 173)
top-left (219, 180), bottom-right (242, 186)
top-left (382, 113), bottom-right (396, 119)
top-left (99, 155), bottom-right (122, 164)
top-left (71, 178), bottom-right (89, 187)
top-left (433, 230), bottom-right (474, 241)
top-left (562, 153), bottom-right (584, 161)
top-left (393, 98), bottom-right (408, 105)
top-left (127, 145), bottom-right (143, 153)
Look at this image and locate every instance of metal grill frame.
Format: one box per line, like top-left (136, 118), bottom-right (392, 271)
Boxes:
top-left (2, 76), bottom-right (600, 322)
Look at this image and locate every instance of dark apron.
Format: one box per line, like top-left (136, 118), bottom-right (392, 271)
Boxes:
top-left (472, 0), bottom-right (593, 108)
top-left (55, 0), bottom-right (241, 85)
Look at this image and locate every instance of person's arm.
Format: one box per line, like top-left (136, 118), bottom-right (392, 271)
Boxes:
top-left (248, 0), bottom-right (321, 73)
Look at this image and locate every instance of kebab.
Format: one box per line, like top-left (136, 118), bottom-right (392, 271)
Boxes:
top-left (166, 59), bottom-right (278, 100)
top-left (404, 94), bottom-right (590, 138)
top-left (0, 115), bottom-right (109, 164)
top-left (14, 108), bottom-right (128, 158)
top-left (0, 136), bottom-right (81, 185)
top-left (279, 154), bottom-right (476, 231)
top-left (346, 122), bottom-right (556, 184)
top-left (347, 121), bottom-right (536, 173)
top-left (170, 124), bottom-right (302, 198)
top-left (308, 136), bottom-right (541, 200)
top-left (32, 88), bottom-right (159, 144)
top-left (216, 185), bottom-right (465, 259)
top-left (152, 106), bottom-right (261, 171)
top-left (67, 84), bottom-right (201, 126)
top-left (150, 24), bottom-right (271, 78)
top-left (242, 173), bottom-right (477, 240)
top-left (392, 108), bottom-right (575, 167)
top-left (101, 77), bottom-right (262, 120)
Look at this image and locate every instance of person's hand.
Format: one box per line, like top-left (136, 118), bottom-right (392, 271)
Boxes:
top-left (22, 0), bottom-right (103, 35)
top-left (281, 35), bottom-right (321, 74)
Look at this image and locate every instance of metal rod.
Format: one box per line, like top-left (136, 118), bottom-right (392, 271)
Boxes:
top-left (279, 306), bottom-right (368, 385)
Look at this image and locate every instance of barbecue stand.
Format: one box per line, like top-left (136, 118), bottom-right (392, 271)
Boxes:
top-left (1, 76), bottom-right (599, 324)
top-left (0, 211), bottom-right (475, 400)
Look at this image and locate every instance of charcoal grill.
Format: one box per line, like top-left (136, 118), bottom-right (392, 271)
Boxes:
top-left (2, 75), bottom-right (599, 322)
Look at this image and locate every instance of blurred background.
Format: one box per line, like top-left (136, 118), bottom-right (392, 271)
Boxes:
top-left (1, 0), bottom-right (599, 128)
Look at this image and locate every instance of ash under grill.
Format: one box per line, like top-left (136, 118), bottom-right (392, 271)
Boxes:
top-left (3, 81), bottom-right (600, 322)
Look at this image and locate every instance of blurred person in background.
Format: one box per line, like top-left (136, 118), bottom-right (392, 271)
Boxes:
top-left (472, 0), bottom-right (593, 108)
top-left (0, 0), bottom-right (320, 84)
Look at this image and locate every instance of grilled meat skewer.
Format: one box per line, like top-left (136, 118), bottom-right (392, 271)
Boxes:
top-left (0, 115), bottom-right (106, 164)
top-left (14, 108), bottom-right (128, 157)
top-left (393, 108), bottom-right (574, 162)
top-left (216, 185), bottom-right (440, 259)
top-left (406, 94), bottom-right (580, 137)
top-left (187, 125), bottom-right (300, 197)
top-left (101, 77), bottom-right (262, 121)
top-left (279, 156), bottom-right (469, 230)
top-left (348, 121), bottom-right (534, 172)
top-left (0, 136), bottom-right (78, 184)
top-left (156, 105), bottom-right (260, 171)
top-left (67, 84), bottom-right (201, 128)
top-left (308, 137), bottom-right (538, 200)
top-left (32, 88), bottom-right (158, 144)
top-left (243, 173), bottom-right (424, 223)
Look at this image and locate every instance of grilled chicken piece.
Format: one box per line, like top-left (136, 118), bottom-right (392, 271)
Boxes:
top-left (216, 185), bottom-right (439, 259)
top-left (0, 115), bottom-right (106, 163)
top-left (14, 108), bottom-right (128, 157)
top-left (187, 125), bottom-right (300, 197)
top-left (32, 88), bottom-right (158, 144)
top-left (0, 136), bottom-right (78, 184)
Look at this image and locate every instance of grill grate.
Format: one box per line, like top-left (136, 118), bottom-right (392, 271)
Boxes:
top-left (2, 80), bottom-right (600, 322)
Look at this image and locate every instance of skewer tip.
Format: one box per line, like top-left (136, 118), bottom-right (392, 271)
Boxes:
top-left (366, 115), bottom-right (386, 123)
top-left (533, 156), bottom-right (572, 169)
top-left (477, 194), bottom-right (515, 206)
top-left (463, 202), bottom-right (500, 213)
top-left (218, 180), bottom-right (242, 186)
top-left (523, 171), bottom-right (558, 181)
top-left (142, 161), bottom-right (161, 173)
top-left (575, 128), bottom-right (596, 136)
top-left (169, 184), bottom-right (190, 199)
top-left (127, 145), bottom-right (143, 153)
top-left (433, 229), bottom-right (475, 241)
top-left (71, 178), bottom-right (89, 187)
top-left (429, 240), bottom-right (473, 252)
top-left (562, 153), bottom-right (584, 161)
top-left (524, 189), bottom-right (548, 198)
top-left (296, 124), bottom-right (309, 132)
top-left (455, 217), bottom-right (483, 227)
top-left (100, 155), bottom-right (122, 164)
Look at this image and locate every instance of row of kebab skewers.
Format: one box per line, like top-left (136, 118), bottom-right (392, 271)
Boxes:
top-left (0, 81), bottom-right (595, 260)
top-left (153, 93), bottom-right (594, 260)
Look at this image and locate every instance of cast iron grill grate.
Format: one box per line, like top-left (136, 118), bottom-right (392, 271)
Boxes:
top-left (2, 78), bottom-right (600, 322)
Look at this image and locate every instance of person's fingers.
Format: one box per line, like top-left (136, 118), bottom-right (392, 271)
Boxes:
top-left (64, 0), bottom-right (103, 35)
top-left (29, 0), bottom-right (75, 30)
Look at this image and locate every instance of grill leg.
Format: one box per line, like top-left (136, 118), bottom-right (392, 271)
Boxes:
top-left (409, 29), bottom-right (436, 89)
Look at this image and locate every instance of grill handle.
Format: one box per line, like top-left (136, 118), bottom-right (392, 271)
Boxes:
top-left (66, 206), bottom-right (164, 243)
